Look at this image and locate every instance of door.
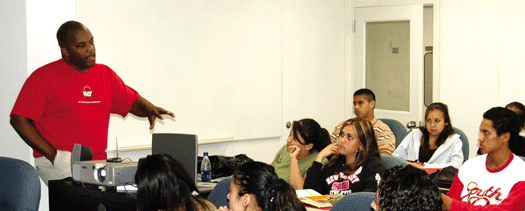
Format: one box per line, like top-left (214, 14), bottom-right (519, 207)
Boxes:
top-left (354, 5), bottom-right (424, 128)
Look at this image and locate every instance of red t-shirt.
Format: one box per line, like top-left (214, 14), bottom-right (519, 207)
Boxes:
top-left (11, 59), bottom-right (140, 160)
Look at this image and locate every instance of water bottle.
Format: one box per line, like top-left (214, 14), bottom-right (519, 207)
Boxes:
top-left (201, 152), bottom-right (212, 182)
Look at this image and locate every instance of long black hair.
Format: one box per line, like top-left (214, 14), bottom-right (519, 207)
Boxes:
top-left (419, 102), bottom-right (455, 159)
top-left (290, 118), bottom-right (331, 152)
top-left (233, 161), bottom-right (306, 211)
top-left (135, 153), bottom-right (213, 211)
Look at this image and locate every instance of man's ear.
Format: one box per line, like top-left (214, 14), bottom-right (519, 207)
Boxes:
top-left (370, 100), bottom-right (376, 109)
top-left (61, 47), bottom-right (68, 57)
top-left (501, 132), bottom-right (511, 143)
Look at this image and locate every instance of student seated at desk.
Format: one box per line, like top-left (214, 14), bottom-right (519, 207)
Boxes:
top-left (371, 165), bottom-right (443, 211)
top-left (271, 118), bottom-right (330, 190)
top-left (304, 117), bottom-right (386, 195)
top-left (218, 161), bottom-right (306, 211)
top-left (135, 154), bottom-right (215, 211)
top-left (476, 101), bottom-right (525, 157)
top-left (393, 102), bottom-right (463, 169)
top-left (441, 107), bottom-right (525, 210)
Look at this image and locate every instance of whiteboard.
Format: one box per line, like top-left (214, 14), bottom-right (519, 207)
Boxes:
top-left (76, 0), bottom-right (282, 149)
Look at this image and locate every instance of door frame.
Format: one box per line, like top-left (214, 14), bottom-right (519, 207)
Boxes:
top-left (344, 0), bottom-right (441, 121)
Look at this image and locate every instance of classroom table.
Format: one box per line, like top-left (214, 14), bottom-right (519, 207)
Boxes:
top-left (49, 178), bottom-right (216, 211)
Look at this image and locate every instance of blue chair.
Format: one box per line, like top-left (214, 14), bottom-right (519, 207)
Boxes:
top-left (453, 127), bottom-right (469, 162)
top-left (0, 157), bottom-right (41, 211)
top-left (379, 118), bottom-right (408, 147)
top-left (207, 178), bottom-right (231, 208)
top-left (381, 155), bottom-right (407, 169)
top-left (330, 192), bottom-right (376, 211)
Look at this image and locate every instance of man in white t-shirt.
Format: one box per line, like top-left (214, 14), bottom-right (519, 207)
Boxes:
top-left (442, 107), bottom-right (525, 210)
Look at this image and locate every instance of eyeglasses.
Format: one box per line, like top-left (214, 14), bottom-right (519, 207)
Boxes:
top-left (288, 131), bottom-right (307, 145)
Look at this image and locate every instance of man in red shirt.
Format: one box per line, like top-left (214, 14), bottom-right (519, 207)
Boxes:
top-left (10, 21), bottom-right (174, 185)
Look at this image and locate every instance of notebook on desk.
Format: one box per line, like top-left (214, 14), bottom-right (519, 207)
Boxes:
top-left (152, 133), bottom-right (216, 193)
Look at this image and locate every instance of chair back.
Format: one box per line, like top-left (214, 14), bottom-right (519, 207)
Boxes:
top-left (0, 156), bottom-right (41, 211)
top-left (453, 127), bottom-right (469, 162)
top-left (379, 118), bottom-right (408, 147)
top-left (207, 178), bottom-right (231, 208)
top-left (381, 155), bottom-right (407, 169)
top-left (330, 192), bottom-right (376, 211)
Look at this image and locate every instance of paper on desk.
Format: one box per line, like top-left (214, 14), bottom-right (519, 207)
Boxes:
top-left (116, 184), bottom-right (138, 192)
top-left (296, 189), bottom-right (334, 208)
top-left (296, 189), bottom-right (322, 198)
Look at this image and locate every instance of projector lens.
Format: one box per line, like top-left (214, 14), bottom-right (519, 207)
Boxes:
top-left (97, 168), bottom-right (106, 182)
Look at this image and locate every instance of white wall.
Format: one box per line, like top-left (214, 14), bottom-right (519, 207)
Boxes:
top-left (0, 0), bottom-right (29, 161)
top-left (440, 0), bottom-right (525, 158)
top-left (1, 1), bottom-right (75, 210)
top-left (112, 0), bottom-right (346, 165)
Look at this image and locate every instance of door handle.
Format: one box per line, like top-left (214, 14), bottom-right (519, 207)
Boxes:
top-left (286, 121), bottom-right (292, 129)
top-left (406, 121), bottom-right (417, 129)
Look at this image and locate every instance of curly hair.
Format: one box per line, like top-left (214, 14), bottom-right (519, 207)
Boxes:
top-left (377, 165), bottom-right (443, 211)
top-left (233, 161), bottom-right (306, 211)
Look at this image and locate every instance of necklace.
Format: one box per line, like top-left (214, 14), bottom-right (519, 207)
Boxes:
top-left (487, 154), bottom-right (502, 170)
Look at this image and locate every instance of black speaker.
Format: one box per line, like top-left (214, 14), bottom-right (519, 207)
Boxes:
top-left (71, 144), bottom-right (93, 174)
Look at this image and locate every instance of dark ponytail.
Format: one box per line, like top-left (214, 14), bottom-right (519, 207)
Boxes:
top-left (270, 179), bottom-right (306, 211)
top-left (233, 162), bottom-right (306, 211)
top-left (292, 118), bottom-right (331, 152)
top-left (135, 154), bottom-right (214, 211)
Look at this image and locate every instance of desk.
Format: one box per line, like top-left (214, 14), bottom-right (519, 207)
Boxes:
top-left (49, 178), bottom-right (136, 211)
top-left (49, 178), bottom-right (216, 211)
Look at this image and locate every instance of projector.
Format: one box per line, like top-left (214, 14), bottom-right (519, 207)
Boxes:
top-left (72, 160), bottom-right (138, 186)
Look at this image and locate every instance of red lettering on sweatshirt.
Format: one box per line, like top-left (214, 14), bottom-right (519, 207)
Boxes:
top-left (461, 182), bottom-right (503, 205)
